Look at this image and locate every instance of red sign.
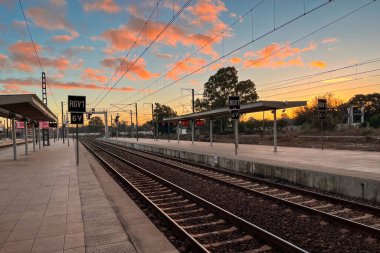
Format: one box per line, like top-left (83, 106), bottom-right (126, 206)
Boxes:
top-left (180, 120), bottom-right (190, 127)
top-left (16, 121), bottom-right (25, 129)
top-left (39, 121), bottom-right (49, 129)
top-left (195, 120), bottom-right (205, 126)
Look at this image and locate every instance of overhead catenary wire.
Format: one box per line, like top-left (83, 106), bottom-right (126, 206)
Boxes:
top-left (115, 0), bottom-right (342, 107)
top-left (143, 0), bottom-right (376, 113)
top-left (90, 0), bottom-right (162, 106)
top-left (18, 0), bottom-right (60, 111)
top-left (94, 0), bottom-right (193, 108)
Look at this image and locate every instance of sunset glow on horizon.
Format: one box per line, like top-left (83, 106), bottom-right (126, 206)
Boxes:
top-left (0, 0), bottom-right (379, 124)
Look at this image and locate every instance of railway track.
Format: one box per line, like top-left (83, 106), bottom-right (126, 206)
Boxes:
top-left (83, 140), bottom-right (306, 253)
top-left (97, 140), bottom-right (380, 236)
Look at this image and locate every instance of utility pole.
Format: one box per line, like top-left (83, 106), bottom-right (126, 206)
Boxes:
top-left (135, 103), bottom-right (138, 141)
top-left (111, 115), bottom-right (113, 138)
top-left (130, 110), bottom-right (133, 138)
top-left (61, 102), bottom-right (65, 144)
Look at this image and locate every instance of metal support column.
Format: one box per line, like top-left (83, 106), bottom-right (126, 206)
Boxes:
top-left (32, 124), bottom-right (36, 151)
top-left (105, 111), bottom-right (108, 138)
top-left (191, 120), bottom-right (194, 145)
top-left (135, 103), bottom-right (138, 141)
top-left (24, 120), bottom-right (28, 156)
top-left (273, 110), bottom-right (277, 152)
top-left (177, 121), bottom-right (180, 144)
top-left (210, 119), bottom-right (213, 147)
top-left (38, 126), bottom-right (41, 149)
top-left (12, 118), bottom-right (16, 160)
top-left (234, 119), bottom-right (238, 155)
top-left (61, 102), bottom-right (65, 144)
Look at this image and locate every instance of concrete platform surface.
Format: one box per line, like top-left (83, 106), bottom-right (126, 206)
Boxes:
top-left (0, 140), bottom-right (177, 253)
top-left (105, 138), bottom-right (380, 203)
top-left (107, 137), bottom-right (380, 181)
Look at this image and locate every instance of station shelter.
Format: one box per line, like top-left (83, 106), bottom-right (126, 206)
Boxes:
top-left (0, 94), bottom-right (57, 160)
top-left (163, 100), bottom-right (306, 154)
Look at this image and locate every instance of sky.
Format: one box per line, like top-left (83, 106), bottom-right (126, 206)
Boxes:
top-left (0, 0), bottom-right (379, 124)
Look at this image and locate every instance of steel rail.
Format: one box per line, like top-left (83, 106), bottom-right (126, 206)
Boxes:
top-left (85, 140), bottom-right (308, 253)
top-left (98, 140), bottom-right (380, 237)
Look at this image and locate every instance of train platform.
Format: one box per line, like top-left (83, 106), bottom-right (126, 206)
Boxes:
top-left (104, 137), bottom-right (380, 203)
top-left (0, 140), bottom-right (177, 253)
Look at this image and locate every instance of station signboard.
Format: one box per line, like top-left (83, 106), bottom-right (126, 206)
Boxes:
top-left (71, 113), bottom-right (84, 124)
top-left (318, 99), bottom-right (327, 119)
top-left (16, 121), bottom-right (25, 129)
top-left (68, 95), bottom-right (86, 113)
top-left (229, 96), bottom-right (240, 120)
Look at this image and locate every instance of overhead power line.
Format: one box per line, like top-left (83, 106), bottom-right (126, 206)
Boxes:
top-left (94, 0), bottom-right (193, 108)
top-left (18, 0), bottom-right (60, 110)
top-left (90, 0), bottom-right (162, 106)
top-left (115, 0), bottom-right (340, 107)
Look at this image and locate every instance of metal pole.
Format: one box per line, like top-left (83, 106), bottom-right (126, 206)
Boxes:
top-left (130, 110), bottom-right (133, 138)
top-left (32, 124), bottom-right (36, 151)
top-left (191, 120), bottom-right (194, 144)
top-left (76, 124), bottom-right (79, 166)
top-left (67, 124), bottom-right (69, 147)
top-left (111, 114), bottom-right (113, 138)
top-left (210, 119), bottom-right (213, 147)
top-left (135, 103), bottom-right (138, 141)
top-left (12, 118), bottom-right (16, 160)
top-left (38, 125), bottom-right (41, 149)
top-left (192, 89), bottom-right (195, 143)
top-left (177, 121), bottom-right (180, 144)
top-left (105, 111), bottom-right (108, 138)
top-left (234, 119), bottom-right (238, 155)
top-left (156, 115), bottom-right (158, 141)
top-left (152, 104), bottom-right (154, 140)
top-left (24, 120), bottom-right (28, 156)
top-left (273, 110), bottom-right (277, 152)
top-left (61, 102), bottom-right (65, 144)
top-left (321, 119), bottom-right (324, 150)
top-left (168, 121), bottom-right (170, 142)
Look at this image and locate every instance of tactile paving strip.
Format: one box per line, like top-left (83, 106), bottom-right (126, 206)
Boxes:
top-left (77, 155), bottom-right (137, 253)
top-left (86, 240), bottom-right (136, 253)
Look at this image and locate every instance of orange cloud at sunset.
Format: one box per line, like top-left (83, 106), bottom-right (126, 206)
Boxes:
top-left (82, 0), bottom-right (120, 13)
top-left (97, 16), bottom-right (220, 59)
top-left (101, 57), bottom-right (158, 80)
top-left (52, 35), bottom-right (76, 42)
top-left (230, 57), bottom-right (241, 64)
top-left (0, 77), bottom-right (134, 93)
top-left (0, 54), bottom-right (8, 69)
top-left (82, 68), bottom-right (107, 83)
top-left (309, 60), bottom-right (327, 69)
top-left (188, 0), bottom-right (227, 27)
top-left (8, 41), bottom-right (71, 72)
top-left (243, 42), bottom-right (317, 69)
top-left (167, 57), bottom-right (204, 80)
top-left (322, 38), bottom-right (338, 44)
top-left (27, 6), bottom-right (78, 37)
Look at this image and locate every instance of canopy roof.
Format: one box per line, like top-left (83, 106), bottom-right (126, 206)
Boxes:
top-left (163, 100), bottom-right (306, 121)
top-left (0, 94), bottom-right (57, 122)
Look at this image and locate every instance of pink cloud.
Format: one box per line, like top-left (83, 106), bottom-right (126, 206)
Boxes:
top-left (27, 6), bottom-right (78, 37)
top-left (167, 57), bottom-right (204, 80)
top-left (82, 0), bottom-right (120, 13)
top-left (101, 57), bottom-right (158, 80)
top-left (0, 54), bottom-right (8, 69)
top-left (52, 34), bottom-right (76, 42)
top-left (81, 68), bottom-right (107, 83)
top-left (8, 41), bottom-right (71, 72)
top-left (230, 57), bottom-right (241, 64)
top-left (243, 42), bottom-right (317, 69)
top-left (0, 77), bottom-right (135, 92)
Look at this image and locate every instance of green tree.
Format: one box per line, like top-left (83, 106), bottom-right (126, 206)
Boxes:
top-left (293, 93), bottom-right (344, 130)
top-left (195, 66), bottom-right (259, 111)
top-left (88, 116), bottom-right (104, 133)
top-left (147, 103), bottom-right (177, 134)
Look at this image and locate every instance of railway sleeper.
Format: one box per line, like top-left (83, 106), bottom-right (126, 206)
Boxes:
top-left (174, 213), bottom-right (215, 223)
top-left (203, 235), bottom-right (253, 249)
top-left (181, 219), bottom-right (225, 229)
top-left (161, 203), bottom-right (197, 212)
top-left (191, 226), bottom-right (238, 239)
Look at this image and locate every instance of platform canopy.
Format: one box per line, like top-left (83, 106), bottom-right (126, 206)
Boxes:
top-left (163, 100), bottom-right (307, 121)
top-left (0, 94), bottom-right (57, 122)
